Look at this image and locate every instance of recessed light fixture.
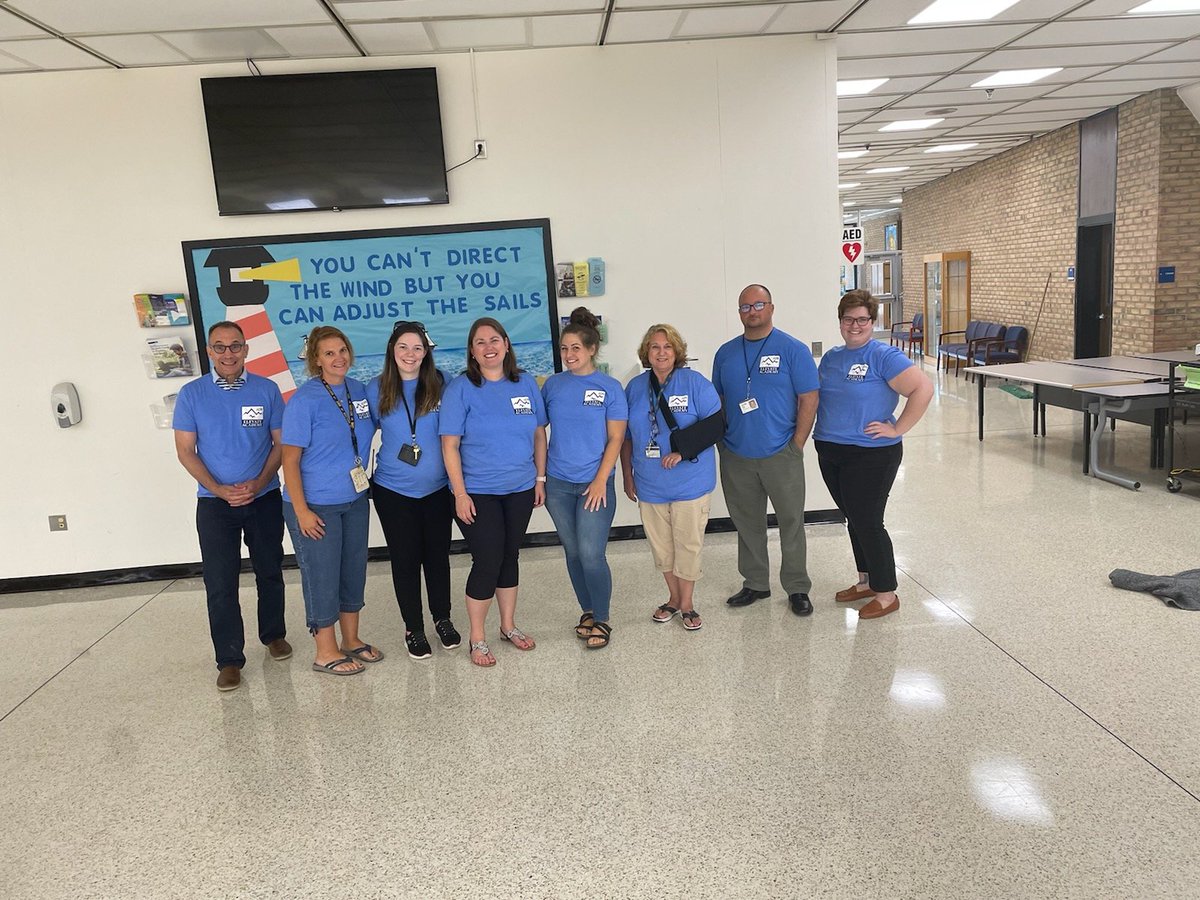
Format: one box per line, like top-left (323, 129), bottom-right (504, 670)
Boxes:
top-left (972, 68), bottom-right (1062, 88)
top-left (837, 78), bottom-right (890, 96)
top-left (879, 118), bottom-right (943, 132)
top-left (909, 0), bottom-right (1020, 24)
top-left (868, 166), bottom-right (910, 174)
top-left (1127, 1), bottom-right (1200, 13)
top-left (926, 142), bottom-right (979, 153)
top-left (838, 182), bottom-right (861, 190)
top-left (838, 148), bottom-right (870, 159)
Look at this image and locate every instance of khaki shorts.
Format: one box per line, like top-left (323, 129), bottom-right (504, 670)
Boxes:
top-left (638, 494), bottom-right (712, 582)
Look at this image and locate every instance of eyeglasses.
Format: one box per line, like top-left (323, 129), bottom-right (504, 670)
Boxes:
top-left (209, 342), bottom-right (246, 354)
top-left (738, 301), bottom-right (771, 313)
top-left (840, 316), bottom-right (873, 327)
top-left (391, 320), bottom-right (437, 347)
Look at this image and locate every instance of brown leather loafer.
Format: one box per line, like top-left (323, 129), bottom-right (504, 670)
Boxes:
top-left (835, 584), bottom-right (876, 603)
top-left (858, 596), bottom-right (900, 619)
top-left (267, 638), bottom-right (293, 661)
top-left (216, 666), bottom-right (242, 691)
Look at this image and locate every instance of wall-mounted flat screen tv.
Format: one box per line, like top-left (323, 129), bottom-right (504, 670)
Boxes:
top-left (201, 68), bottom-right (449, 216)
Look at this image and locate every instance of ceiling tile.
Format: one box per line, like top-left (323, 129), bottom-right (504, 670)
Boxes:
top-left (161, 29), bottom-right (287, 60)
top-left (264, 24), bottom-right (358, 56)
top-left (0, 45), bottom-right (37, 70)
top-left (349, 21), bottom-right (433, 52)
top-left (0, 36), bottom-right (107, 68)
top-left (837, 52), bottom-right (980, 78)
top-left (1003, 96), bottom-right (1122, 112)
top-left (1098, 60), bottom-right (1200, 80)
top-left (0, 8), bottom-right (46, 38)
top-left (4, 0), bottom-right (329, 33)
top-left (75, 34), bottom-right (190, 65)
top-left (767, 0), bottom-right (858, 33)
top-left (1013, 16), bottom-right (1200, 47)
top-left (1064, 0), bottom-right (1199, 17)
top-left (837, 23), bottom-right (1029, 58)
top-left (840, 0), bottom-right (1083, 29)
top-left (934, 65), bottom-right (1110, 90)
top-left (430, 16), bottom-right (528, 48)
top-left (605, 10), bottom-right (683, 44)
top-left (335, 0), bottom-right (601, 19)
top-left (1139, 39), bottom-right (1200, 63)
top-left (966, 42), bottom-right (1171, 69)
top-left (530, 13), bottom-right (601, 46)
top-left (1046, 77), bottom-right (1191, 96)
top-left (892, 87), bottom-right (1045, 106)
top-left (675, 4), bottom-right (781, 38)
top-left (942, 120), bottom-right (1076, 136)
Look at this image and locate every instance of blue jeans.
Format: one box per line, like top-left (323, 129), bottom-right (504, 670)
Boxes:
top-left (544, 475), bottom-right (617, 621)
top-left (283, 495), bottom-right (370, 631)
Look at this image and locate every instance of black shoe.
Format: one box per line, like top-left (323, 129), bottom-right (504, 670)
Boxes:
top-left (434, 618), bottom-right (461, 650)
top-left (788, 593), bottom-right (813, 617)
top-left (726, 587), bottom-right (771, 606)
top-left (405, 631), bottom-right (433, 660)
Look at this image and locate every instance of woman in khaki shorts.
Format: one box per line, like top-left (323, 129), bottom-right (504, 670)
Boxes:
top-left (620, 324), bottom-right (723, 631)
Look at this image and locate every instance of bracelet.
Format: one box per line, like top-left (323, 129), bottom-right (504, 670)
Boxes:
top-left (535, 476), bottom-right (547, 483)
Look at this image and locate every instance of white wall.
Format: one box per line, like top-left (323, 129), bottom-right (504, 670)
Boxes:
top-left (0, 35), bottom-right (840, 581)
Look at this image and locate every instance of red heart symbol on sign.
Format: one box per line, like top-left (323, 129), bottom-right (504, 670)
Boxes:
top-left (842, 242), bottom-right (862, 263)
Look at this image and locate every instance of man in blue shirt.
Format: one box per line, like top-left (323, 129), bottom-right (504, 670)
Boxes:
top-left (712, 285), bottom-right (820, 617)
top-left (174, 321), bottom-right (289, 691)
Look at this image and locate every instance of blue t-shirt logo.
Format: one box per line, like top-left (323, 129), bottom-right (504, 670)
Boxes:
top-left (241, 405), bottom-right (264, 427)
top-left (759, 355), bottom-right (781, 374)
top-left (668, 395), bottom-right (689, 413)
top-left (511, 396), bottom-right (534, 415)
top-left (583, 389), bottom-right (606, 407)
top-left (847, 363), bottom-right (869, 382)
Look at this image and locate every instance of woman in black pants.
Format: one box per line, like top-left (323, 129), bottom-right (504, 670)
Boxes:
top-left (813, 289), bottom-right (933, 620)
top-left (367, 321), bottom-right (460, 659)
top-left (439, 318), bottom-right (548, 668)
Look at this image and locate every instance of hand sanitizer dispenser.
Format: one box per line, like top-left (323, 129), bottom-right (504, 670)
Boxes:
top-left (52, 382), bottom-right (82, 428)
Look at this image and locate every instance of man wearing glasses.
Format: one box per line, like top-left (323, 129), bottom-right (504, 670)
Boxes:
top-left (174, 321), bottom-right (290, 691)
top-left (712, 284), bottom-right (820, 617)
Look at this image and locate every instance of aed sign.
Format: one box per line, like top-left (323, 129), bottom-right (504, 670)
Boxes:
top-left (841, 226), bottom-right (864, 266)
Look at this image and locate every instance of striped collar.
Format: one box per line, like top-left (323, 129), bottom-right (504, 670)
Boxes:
top-left (211, 370), bottom-right (246, 391)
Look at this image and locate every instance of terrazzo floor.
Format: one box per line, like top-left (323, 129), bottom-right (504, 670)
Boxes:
top-left (3, 368), bottom-right (1200, 899)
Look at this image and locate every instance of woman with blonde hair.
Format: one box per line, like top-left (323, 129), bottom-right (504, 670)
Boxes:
top-left (620, 324), bottom-right (722, 631)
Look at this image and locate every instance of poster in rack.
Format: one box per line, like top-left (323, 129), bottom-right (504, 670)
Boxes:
top-left (182, 219), bottom-right (560, 400)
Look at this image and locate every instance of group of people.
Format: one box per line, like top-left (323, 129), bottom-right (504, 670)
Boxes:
top-left (174, 285), bottom-right (932, 690)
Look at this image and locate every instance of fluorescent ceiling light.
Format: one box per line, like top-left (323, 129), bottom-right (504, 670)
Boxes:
top-left (843, 201), bottom-right (856, 207)
top-left (838, 148), bottom-right (869, 159)
top-left (837, 78), bottom-right (889, 97)
top-left (926, 142), bottom-right (979, 153)
top-left (868, 166), bottom-right (910, 174)
top-left (972, 68), bottom-right (1062, 88)
top-left (909, 0), bottom-right (1020, 24)
top-left (838, 182), bottom-right (861, 190)
top-left (879, 118), bottom-right (943, 132)
top-left (1127, 1), bottom-right (1200, 13)
top-left (891, 197), bottom-right (903, 203)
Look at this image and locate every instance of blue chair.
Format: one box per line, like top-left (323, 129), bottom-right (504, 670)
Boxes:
top-left (890, 312), bottom-right (924, 359)
top-left (938, 321), bottom-right (1006, 376)
top-left (974, 325), bottom-right (1029, 366)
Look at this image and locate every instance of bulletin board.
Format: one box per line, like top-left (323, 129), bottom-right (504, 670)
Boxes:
top-left (182, 218), bottom-right (559, 399)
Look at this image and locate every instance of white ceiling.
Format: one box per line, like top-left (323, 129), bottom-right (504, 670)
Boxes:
top-left (3, 0), bottom-right (1200, 211)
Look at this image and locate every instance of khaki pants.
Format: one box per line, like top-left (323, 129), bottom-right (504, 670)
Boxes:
top-left (718, 442), bottom-right (811, 595)
top-left (638, 494), bottom-right (712, 582)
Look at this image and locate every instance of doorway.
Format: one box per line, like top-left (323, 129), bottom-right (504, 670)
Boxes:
top-left (1074, 221), bottom-right (1113, 358)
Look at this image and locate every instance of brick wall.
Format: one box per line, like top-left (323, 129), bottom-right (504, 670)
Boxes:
top-left (901, 126), bottom-right (1078, 361)
top-left (1113, 92), bottom-right (1160, 355)
top-left (1153, 91), bottom-right (1200, 350)
top-left (862, 208), bottom-right (900, 252)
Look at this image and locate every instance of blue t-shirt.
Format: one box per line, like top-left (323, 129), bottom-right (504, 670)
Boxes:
top-left (173, 373), bottom-right (284, 499)
top-left (813, 340), bottom-right (913, 448)
top-left (712, 329), bottom-right (819, 458)
top-left (438, 372), bottom-right (548, 495)
top-left (542, 370), bottom-right (629, 484)
top-left (367, 372), bottom-right (448, 499)
top-left (624, 367), bottom-right (722, 504)
top-left (281, 376), bottom-right (376, 505)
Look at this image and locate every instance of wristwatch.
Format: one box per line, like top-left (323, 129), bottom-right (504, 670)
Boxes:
top-left (535, 476), bottom-right (547, 483)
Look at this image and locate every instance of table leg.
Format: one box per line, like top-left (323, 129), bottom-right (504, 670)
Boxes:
top-left (1033, 385), bottom-right (1040, 436)
top-left (1089, 398), bottom-right (1141, 490)
top-left (1082, 410), bottom-right (1090, 475)
top-left (978, 374), bottom-right (985, 442)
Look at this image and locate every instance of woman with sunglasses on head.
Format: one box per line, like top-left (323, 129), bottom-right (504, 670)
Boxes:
top-left (814, 289), bottom-right (933, 621)
top-left (541, 308), bottom-right (628, 650)
top-left (368, 321), bottom-right (460, 661)
top-left (281, 325), bottom-right (383, 676)
top-left (620, 323), bottom-right (722, 632)
top-left (439, 317), bottom-right (548, 668)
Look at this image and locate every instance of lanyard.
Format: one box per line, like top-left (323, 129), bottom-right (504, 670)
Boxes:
top-left (648, 370), bottom-right (673, 442)
top-left (398, 379), bottom-right (418, 444)
top-left (320, 378), bottom-right (362, 466)
top-left (741, 330), bottom-right (773, 399)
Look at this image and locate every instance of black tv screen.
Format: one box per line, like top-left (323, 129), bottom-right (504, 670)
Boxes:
top-left (201, 68), bottom-right (449, 216)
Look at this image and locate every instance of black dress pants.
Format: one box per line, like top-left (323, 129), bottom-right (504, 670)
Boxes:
top-left (371, 483), bottom-right (453, 632)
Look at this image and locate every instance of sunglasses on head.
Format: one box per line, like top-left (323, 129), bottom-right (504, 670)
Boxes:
top-left (391, 320), bottom-right (436, 347)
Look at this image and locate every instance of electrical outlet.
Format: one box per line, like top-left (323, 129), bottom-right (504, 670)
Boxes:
top-left (474, 139), bottom-right (487, 159)
top-left (812, 340), bottom-right (823, 357)
top-left (49, 514), bottom-right (68, 532)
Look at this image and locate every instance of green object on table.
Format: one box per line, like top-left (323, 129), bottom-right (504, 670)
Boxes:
top-left (1181, 365), bottom-right (1200, 390)
top-left (1000, 384), bottom-right (1034, 399)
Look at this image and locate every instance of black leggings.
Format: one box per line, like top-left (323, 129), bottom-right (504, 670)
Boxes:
top-left (371, 483), bottom-right (453, 631)
top-left (456, 488), bottom-right (536, 601)
top-left (815, 440), bottom-right (903, 593)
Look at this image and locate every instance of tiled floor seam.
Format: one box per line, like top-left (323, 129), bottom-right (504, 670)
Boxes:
top-left (904, 565), bottom-right (1200, 807)
top-left (0, 582), bottom-right (175, 725)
